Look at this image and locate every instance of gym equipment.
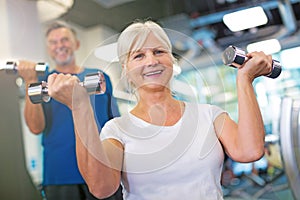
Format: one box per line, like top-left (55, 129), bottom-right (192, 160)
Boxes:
top-left (0, 61), bottom-right (48, 76)
top-left (28, 71), bottom-right (106, 104)
top-left (222, 45), bottom-right (282, 79)
top-left (279, 97), bottom-right (300, 199)
top-left (0, 67), bottom-right (42, 200)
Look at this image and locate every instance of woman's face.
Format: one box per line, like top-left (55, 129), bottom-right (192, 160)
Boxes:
top-left (126, 32), bottom-right (174, 92)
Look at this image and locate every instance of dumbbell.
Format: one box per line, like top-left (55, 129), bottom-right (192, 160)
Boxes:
top-left (0, 61), bottom-right (48, 76)
top-left (222, 45), bottom-right (282, 79)
top-left (28, 71), bottom-right (106, 104)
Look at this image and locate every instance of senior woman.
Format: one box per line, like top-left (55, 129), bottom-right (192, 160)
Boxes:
top-left (47, 20), bottom-right (272, 199)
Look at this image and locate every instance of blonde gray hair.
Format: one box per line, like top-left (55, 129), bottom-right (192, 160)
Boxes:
top-left (45, 21), bottom-right (77, 38)
top-left (117, 20), bottom-right (174, 66)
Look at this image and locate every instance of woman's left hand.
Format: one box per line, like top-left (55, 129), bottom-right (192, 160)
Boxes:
top-left (238, 51), bottom-right (273, 81)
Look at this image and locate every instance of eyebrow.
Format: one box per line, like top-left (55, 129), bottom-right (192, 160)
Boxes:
top-left (131, 46), bottom-right (167, 53)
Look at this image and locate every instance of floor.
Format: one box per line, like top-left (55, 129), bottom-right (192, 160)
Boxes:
top-left (223, 168), bottom-right (295, 200)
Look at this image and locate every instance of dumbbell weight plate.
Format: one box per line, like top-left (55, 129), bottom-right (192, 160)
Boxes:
top-left (28, 81), bottom-right (50, 104)
top-left (83, 71), bottom-right (106, 94)
top-left (222, 45), bottom-right (247, 67)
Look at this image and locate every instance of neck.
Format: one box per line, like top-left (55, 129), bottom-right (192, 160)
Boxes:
top-left (132, 90), bottom-right (185, 126)
top-left (138, 90), bottom-right (173, 107)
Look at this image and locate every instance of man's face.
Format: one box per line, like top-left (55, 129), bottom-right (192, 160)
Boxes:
top-left (46, 27), bottom-right (79, 66)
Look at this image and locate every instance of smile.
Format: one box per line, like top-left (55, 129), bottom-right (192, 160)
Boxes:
top-left (143, 70), bottom-right (163, 77)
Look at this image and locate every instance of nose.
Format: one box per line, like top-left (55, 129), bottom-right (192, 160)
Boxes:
top-left (144, 52), bottom-right (159, 66)
top-left (49, 41), bottom-right (62, 50)
top-left (56, 40), bottom-right (65, 48)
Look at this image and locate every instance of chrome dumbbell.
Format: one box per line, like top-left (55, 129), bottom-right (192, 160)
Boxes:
top-left (28, 71), bottom-right (106, 104)
top-left (222, 45), bottom-right (282, 79)
top-left (0, 61), bottom-right (48, 76)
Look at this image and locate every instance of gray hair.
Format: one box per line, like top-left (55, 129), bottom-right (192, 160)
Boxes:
top-left (45, 21), bottom-right (77, 38)
top-left (117, 20), bottom-right (174, 66)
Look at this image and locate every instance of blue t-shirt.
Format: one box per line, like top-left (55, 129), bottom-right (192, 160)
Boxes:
top-left (39, 68), bottom-right (120, 185)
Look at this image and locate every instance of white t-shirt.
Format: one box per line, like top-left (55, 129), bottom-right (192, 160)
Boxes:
top-left (100, 102), bottom-right (225, 200)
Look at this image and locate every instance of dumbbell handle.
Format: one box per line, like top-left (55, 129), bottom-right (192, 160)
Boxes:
top-left (222, 45), bottom-right (282, 79)
top-left (28, 71), bottom-right (106, 104)
top-left (0, 61), bottom-right (48, 76)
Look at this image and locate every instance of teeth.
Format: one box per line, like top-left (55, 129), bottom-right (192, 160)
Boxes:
top-left (144, 70), bottom-right (162, 76)
top-left (56, 48), bottom-right (67, 54)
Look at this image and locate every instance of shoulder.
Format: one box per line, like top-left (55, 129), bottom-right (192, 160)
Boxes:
top-left (103, 114), bottom-right (129, 128)
top-left (185, 102), bottom-right (220, 111)
top-left (100, 115), bottom-right (128, 142)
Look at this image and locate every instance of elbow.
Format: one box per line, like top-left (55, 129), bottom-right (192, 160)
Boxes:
top-left (230, 146), bottom-right (265, 163)
top-left (244, 149), bottom-right (265, 162)
top-left (29, 127), bottom-right (43, 135)
top-left (84, 171), bottom-right (121, 199)
top-left (89, 183), bottom-right (119, 199)
top-left (28, 124), bottom-right (44, 134)
top-left (26, 120), bottom-right (45, 134)
top-left (230, 132), bottom-right (266, 162)
top-left (246, 139), bottom-right (266, 162)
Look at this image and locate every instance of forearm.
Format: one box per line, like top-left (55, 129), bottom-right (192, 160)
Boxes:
top-left (24, 84), bottom-right (45, 134)
top-left (73, 100), bottom-right (121, 198)
top-left (236, 75), bottom-right (265, 160)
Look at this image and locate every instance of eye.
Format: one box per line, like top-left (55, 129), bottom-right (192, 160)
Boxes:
top-left (48, 40), bottom-right (57, 46)
top-left (154, 49), bottom-right (166, 55)
top-left (133, 53), bottom-right (144, 60)
top-left (61, 37), bottom-right (69, 43)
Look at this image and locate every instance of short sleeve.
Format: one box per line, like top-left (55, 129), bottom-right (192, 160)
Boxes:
top-left (209, 104), bottom-right (227, 121)
top-left (100, 118), bottom-right (124, 144)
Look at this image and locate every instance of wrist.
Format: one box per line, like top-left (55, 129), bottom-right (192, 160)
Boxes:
top-left (237, 72), bottom-right (253, 84)
top-left (25, 78), bottom-right (39, 85)
top-left (70, 92), bottom-right (90, 111)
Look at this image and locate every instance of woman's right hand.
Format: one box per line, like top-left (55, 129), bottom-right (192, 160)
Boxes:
top-left (47, 73), bottom-right (89, 110)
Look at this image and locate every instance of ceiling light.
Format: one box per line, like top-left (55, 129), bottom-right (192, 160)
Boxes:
top-left (246, 39), bottom-right (281, 55)
top-left (223, 6), bottom-right (268, 32)
top-left (280, 46), bottom-right (300, 69)
top-left (37, 0), bottom-right (74, 22)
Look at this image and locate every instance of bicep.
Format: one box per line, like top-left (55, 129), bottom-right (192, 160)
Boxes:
top-left (214, 113), bottom-right (238, 157)
top-left (102, 138), bottom-right (124, 173)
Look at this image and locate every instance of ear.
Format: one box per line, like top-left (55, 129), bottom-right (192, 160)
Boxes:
top-left (122, 63), bottom-right (126, 69)
top-left (75, 40), bottom-right (80, 50)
